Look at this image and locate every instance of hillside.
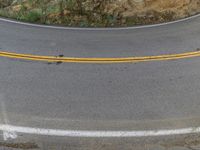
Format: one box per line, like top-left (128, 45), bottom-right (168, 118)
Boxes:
top-left (0, 0), bottom-right (199, 27)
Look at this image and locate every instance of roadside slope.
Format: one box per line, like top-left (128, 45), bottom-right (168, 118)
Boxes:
top-left (0, 0), bottom-right (200, 27)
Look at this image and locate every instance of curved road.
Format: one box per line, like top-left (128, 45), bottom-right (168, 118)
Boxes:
top-left (0, 16), bottom-right (200, 149)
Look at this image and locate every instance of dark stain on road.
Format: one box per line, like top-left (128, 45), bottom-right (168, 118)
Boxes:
top-left (47, 54), bottom-right (64, 65)
top-left (56, 61), bottom-right (63, 65)
top-left (58, 54), bottom-right (64, 57)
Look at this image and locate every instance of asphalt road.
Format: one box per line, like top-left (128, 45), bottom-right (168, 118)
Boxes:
top-left (0, 16), bottom-right (200, 149)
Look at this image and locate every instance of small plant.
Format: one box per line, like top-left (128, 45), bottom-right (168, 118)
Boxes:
top-left (25, 10), bottom-right (42, 22)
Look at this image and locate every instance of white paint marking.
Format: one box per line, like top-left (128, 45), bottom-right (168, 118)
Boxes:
top-left (0, 96), bottom-right (17, 140)
top-left (0, 13), bottom-right (200, 31)
top-left (0, 124), bottom-right (200, 138)
top-left (3, 131), bottom-right (18, 140)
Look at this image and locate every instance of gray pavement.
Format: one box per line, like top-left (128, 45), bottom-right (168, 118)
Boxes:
top-left (0, 16), bottom-right (200, 149)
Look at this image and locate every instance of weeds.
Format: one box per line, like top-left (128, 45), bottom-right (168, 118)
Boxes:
top-left (0, 0), bottom-right (199, 27)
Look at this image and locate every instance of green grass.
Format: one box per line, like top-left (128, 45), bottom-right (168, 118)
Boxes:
top-left (17, 10), bottom-right (42, 22)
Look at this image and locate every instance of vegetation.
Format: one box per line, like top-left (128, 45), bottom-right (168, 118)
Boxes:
top-left (0, 0), bottom-right (199, 27)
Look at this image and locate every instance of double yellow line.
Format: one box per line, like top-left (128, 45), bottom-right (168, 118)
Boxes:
top-left (0, 50), bottom-right (200, 64)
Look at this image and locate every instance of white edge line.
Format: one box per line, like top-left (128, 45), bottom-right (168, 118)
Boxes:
top-left (0, 124), bottom-right (200, 138)
top-left (0, 13), bottom-right (200, 31)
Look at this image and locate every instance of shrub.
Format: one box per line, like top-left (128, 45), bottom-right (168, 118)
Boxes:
top-left (17, 10), bottom-right (42, 22)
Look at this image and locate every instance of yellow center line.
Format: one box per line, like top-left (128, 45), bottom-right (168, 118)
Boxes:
top-left (0, 50), bottom-right (200, 64)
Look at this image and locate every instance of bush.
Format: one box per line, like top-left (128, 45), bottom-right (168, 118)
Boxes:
top-left (17, 10), bottom-right (42, 22)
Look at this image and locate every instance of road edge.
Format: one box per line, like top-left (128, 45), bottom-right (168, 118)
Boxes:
top-left (0, 13), bottom-right (200, 31)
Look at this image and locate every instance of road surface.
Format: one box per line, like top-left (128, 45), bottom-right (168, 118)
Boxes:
top-left (0, 16), bottom-right (200, 149)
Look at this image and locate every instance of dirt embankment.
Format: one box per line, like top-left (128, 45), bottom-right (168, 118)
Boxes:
top-left (0, 0), bottom-right (200, 27)
top-left (109, 0), bottom-right (200, 17)
top-left (104, 0), bottom-right (200, 26)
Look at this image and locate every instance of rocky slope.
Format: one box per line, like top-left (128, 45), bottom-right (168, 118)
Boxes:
top-left (0, 0), bottom-right (199, 27)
